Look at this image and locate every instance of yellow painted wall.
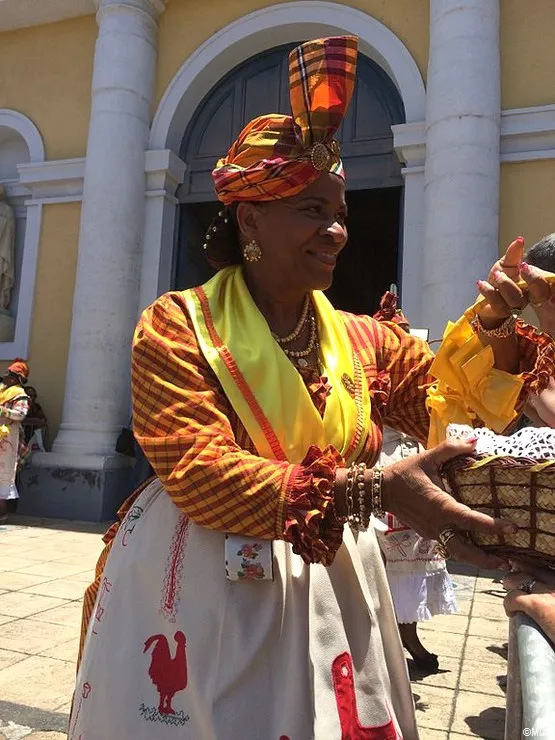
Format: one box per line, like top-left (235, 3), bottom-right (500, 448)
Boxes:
top-left (0, 15), bottom-right (96, 160)
top-left (499, 161), bottom-right (555, 256)
top-left (501, 0), bottom-right (555, 110)
top-left (24, 204), bottom-right (79, 443)
top-left (156, 0), bottom-right (429, 108)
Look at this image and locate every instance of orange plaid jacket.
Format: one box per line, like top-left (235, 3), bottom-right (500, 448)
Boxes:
top-left (131, 292), bottom-right (436, 545)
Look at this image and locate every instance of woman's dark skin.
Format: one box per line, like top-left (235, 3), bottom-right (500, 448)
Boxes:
top-left (235, 172), bottom-right (553, 570)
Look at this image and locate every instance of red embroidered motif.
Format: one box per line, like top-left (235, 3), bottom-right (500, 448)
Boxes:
top-left (144, 631), bottom-right (188, 715)
top-left (68, 681), bottom-right (92, 739)
top-left (91, 577), bottom-right (112, 636)
top-left (331, 653), bottom-right (399, 739)
top-left (160, 514), bottom-right (190, 622)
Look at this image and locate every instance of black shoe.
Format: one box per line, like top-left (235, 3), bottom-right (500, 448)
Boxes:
top-left (402, 641), bottom-right (439, 672)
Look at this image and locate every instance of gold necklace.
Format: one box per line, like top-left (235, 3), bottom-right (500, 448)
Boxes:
top-left (282, 314), bottom-right (317, 359)
top-left (271, 295), bottom-right (310, 344)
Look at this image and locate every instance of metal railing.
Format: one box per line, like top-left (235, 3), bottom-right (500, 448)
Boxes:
top-left (505, 613), bottom-right (555, 739)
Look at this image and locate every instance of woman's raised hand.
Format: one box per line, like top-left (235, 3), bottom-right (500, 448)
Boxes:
top-left (381, 438), bottom-right (517, 570)
top-left (477, 237), bottom-right (554, 328)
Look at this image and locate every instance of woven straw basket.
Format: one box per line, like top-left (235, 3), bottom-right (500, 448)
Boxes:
top-left (441, 455), bottom-right (555, 566)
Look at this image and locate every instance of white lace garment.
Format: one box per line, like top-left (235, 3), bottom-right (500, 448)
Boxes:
top-left (446, 424), bottom-right (555, 460)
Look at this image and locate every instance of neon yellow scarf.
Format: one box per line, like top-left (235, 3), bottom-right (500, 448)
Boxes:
top-left (0, 383), bottom-right (26, 442)
top-left (183, 266), bottom-right (370, 465)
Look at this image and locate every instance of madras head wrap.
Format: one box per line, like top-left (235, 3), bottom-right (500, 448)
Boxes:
top-left (212, 35), bottom-right (359, 204)
top-left (7, 359), bottom-right (29, 382)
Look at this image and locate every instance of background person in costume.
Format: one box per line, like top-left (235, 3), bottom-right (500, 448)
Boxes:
top-left (373, 293), bottom-right (457, 674)
top-left (0, 360), bottom-right (30, 523)
top-left (22, 385), bottom-right (47, 450)
top-left (72, 37), bottom-right (555, 740)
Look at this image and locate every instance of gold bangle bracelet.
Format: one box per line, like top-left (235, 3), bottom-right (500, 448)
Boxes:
top-left (471, 313), bottom-right (517, 338)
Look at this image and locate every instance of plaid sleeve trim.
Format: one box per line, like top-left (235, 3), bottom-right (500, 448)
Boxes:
top-left (283, 445), bottom-right (344, 566)
top-left (516, 321), bottom-right (555, 397)
top-left (341, 313), bottom-right (435, 447)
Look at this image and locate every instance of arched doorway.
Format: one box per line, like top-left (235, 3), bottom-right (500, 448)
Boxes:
top-left (175, 44), bottom-right (405, 315)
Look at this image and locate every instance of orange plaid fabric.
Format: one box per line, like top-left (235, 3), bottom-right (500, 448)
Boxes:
top-left (7, 359), bottom-right (29, 381)
top-left (373, 291), bottom-right (411, 332)
top-left (131, 292), bottom-right (435, 543)
top-left (212, 36), bottom-right (358, 204)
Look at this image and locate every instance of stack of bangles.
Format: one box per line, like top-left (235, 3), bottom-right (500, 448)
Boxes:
top-left (340, 462), bottom-right (385, 531)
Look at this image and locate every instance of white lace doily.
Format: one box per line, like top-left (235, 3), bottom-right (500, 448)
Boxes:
top-left (447, 424), bottom-right (555, 460)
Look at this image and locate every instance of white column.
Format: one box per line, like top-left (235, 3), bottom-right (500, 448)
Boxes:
top-left (393, 121), bottom-right (426, 329)
top-left (46, 0), bottom-right (166, 465)
top-left (140, 149), bottom-right (186, 313)
top-left (422, 0), bottom-right (501, 339)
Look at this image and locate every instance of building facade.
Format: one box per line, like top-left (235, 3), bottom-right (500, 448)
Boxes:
top-left (0, 0), bottom-right (554, 519)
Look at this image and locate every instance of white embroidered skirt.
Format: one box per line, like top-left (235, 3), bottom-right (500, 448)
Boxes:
top-left (386, 569), bottom-right (458, 625)
top-left (70, 479), bottom-right (420, 739)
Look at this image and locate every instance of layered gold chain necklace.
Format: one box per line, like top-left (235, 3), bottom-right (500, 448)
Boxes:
top-left (271, 296), bottom-right (321, 371)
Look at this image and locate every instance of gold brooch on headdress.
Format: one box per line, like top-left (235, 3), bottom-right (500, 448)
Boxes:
top-left (309, 140), bottom-right (341, 171)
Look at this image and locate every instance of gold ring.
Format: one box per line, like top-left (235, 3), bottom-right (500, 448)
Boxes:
top-left (518, 576), bottom-right (537, 595)
top-left (437, 526), bottom-right (458, 548)
top-left (434, 543), bottom-right (450, 559)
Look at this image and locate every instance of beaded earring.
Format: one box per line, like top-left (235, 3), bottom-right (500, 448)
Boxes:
top-left (242, 239), bottom-right (262, 263)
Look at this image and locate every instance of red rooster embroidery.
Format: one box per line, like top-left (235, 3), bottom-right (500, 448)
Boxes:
top-left (143, 631), bottom-right (188, 715)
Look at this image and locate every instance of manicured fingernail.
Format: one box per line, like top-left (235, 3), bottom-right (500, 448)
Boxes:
top-left (466, 434), bottom-right (478, 443)
top-left (493, 269), bottom-right (502, 279)
top-left (516, 237), bottom-right (525, 244)
top-left (520, 261), bottom-right (530, 273)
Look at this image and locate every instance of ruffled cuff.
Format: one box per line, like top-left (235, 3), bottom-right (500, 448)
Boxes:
top-left (515, 321), bottom-right (555, 396)
top-left (282, 445), bottom-right (344, 566)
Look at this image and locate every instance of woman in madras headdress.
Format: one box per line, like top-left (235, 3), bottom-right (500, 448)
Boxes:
top-left (0, 359), bottom-right (30, 523)
top-left (71, 37), bottom-right (555, 739)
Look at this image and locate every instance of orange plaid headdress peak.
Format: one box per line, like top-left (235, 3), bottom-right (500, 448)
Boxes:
top-left (7, 359), bottom-right (29, 382)
top-left (212, 36), bottom-right (359, 204)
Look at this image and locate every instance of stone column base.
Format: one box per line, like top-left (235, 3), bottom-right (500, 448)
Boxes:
top-left (17, 462), bottom-right (135, 521)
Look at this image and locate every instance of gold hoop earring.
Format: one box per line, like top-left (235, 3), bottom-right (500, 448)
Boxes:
top-left (243, 239), bottom-right (262, 263)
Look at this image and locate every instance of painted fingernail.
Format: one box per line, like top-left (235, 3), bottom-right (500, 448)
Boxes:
top-left (520, 261), bottom-right (530, 273)
top-left (466, 434), bottom-right (478, 443)
top-left (516, 236), bottom-right (525, 244)
top-left (493, 269), bottom-right (502, 279)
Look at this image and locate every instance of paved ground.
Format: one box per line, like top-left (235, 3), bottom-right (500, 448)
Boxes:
top-left (0, 517), bottom-right (511, 739)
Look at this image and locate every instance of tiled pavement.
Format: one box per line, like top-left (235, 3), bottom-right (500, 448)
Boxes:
top-left (0, 518), bottom-right (511, 739)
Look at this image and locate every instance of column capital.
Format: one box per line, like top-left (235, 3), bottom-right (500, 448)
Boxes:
top-left (94, 0), bottom-right (167, 19)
